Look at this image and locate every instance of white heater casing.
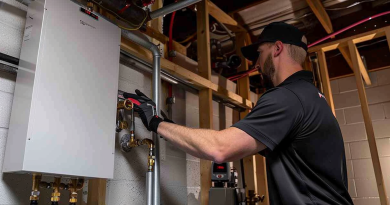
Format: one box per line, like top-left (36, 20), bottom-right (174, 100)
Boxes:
top-left (2, 0), bottom-right (120, 178)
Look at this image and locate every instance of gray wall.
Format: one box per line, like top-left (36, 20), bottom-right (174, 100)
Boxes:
top-left (331, 70), bottom-right (390, 205)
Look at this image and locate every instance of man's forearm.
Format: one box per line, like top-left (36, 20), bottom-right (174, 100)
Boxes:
top-left (157, 122), bottom-right (221, 161)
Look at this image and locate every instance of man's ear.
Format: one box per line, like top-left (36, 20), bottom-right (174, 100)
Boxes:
top-left (274, 41), bottom-right (283, 57)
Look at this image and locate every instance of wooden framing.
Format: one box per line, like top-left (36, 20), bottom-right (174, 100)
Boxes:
top-left (87, 179), bottom-right (107, 205)
top-left (120, 37), bottom-right (253, 109)
top-left (308, 26), bottom-right (389, 53)
top-left (305, 0), bottom-right (333, 34)
top-left (338, 46), bottom-right (372, 85)
top-left (197, 1), bottom-right (213, 204)
top-left (348, 40), bottom-right (389, 205)
top-left (310, 25), bottom-right (390, 205)
top-left (317, 50), bottom-right (335, 115)
top-left (207, 0), bottom-right (245, 32)
top-left (142, 26), bottom-right (187, 56)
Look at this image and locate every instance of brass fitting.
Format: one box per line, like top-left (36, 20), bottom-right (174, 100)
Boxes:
top-left (118, 121), bottom-right (129, 130)
top-left (51, 177), bottom-right (61, 202)
top-left (140, 138), bottom-right (155, 149)
top-left (30, 173), bottom-right (42, 201)
top-left (68, 178), bottom-right (85, 203)
top-left (128, 133), bottom-right (140, 148)
top-left (147, 154), bottom-right (156, 172)
top-left (117, 99), bottom-right (133, 110)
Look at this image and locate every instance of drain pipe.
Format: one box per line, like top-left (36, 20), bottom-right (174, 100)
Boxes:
top-left (149, 0), bottom-right (202, 20)
top-left (121, 30), bottom-right (161, 205)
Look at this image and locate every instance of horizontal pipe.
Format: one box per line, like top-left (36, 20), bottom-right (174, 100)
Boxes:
top-left (0, 52), bottom-right (19, 65)
top-left (149, 0), bottom-right (202, 20)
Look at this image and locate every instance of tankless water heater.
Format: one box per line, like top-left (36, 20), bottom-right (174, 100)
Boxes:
top-left (2, 0), bottom-right (121, 178)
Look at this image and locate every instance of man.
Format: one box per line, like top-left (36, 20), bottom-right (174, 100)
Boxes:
top-left (124, 22), bottom-right (353, 205)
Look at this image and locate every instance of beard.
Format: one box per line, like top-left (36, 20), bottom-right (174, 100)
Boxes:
top-left (261, 54), bottom-right (275, 90)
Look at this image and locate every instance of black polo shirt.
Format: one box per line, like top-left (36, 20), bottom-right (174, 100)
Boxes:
top-left (233, 70), bottom-right (353, 205)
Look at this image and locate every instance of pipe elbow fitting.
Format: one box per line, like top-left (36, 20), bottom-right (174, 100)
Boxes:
top-left (140, 138), bottom-right (154, 149)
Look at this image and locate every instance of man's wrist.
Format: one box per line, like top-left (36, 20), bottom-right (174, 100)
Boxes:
top-left (149, 116), bottom-right (163, 133)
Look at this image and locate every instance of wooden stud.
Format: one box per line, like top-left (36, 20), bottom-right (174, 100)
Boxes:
top-left (386, 29), bottom-right (390, 49)
top-left (197, 1), bottom-right (213, 204)
top-left (151, 0), bottom-right (163, 33)
top-left (254, 155), bottom-right (269, 205)
top-left (303, 56), bottom-right (312, 72)
top-left (348, 40), bottom-right (389, 205)
top-left (317, 50), bottom-right (335, 115)
top-left (87, 179), bottom-right (107, 205)
top-left (305, 0), bottom-right (333, 34)
top-left (338, 46), bottom-right (371, 85)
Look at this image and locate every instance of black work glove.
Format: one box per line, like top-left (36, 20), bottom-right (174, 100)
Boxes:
top-left (123, 89), bottom-right (163, 133)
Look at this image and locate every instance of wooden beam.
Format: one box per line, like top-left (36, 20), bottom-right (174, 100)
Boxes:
top-left (206, 0), bottom-right (246, 33)
top-left (197, 1), bottom-right (212, 204)
top-left (317, 50), bottom-right (335, 115)
top-left (87, 179), bottom-right (106, 205)
top-left (120, 37), bottom-right (253, 109)
top-left (338, 46), bottom-right (371, 85)
top-left (142, 26), bottom-right (187, 56)
top-left (348, 40), bottom-right (389, 205)
top-left (254, 155), bottom-right (269, 205)
top-left (305, 0), bottom-right (333, 34)
top-left (151, 0), bottom-right (163, 33)
top-left (235, 31), bottom-right (254, 198)
top-left (308, 27), bottom-right (388, 53)
top-left (207, 0), bottom-right (237, 26)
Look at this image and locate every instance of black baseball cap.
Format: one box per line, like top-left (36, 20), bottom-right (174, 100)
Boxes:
top-left (241, 22), bottom-right (308, 62)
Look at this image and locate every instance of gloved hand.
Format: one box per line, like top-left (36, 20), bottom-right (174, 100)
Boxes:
top-left (123, 89), bottom-right (168, 133)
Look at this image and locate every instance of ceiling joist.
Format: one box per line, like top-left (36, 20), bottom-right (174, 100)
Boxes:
top-left (305, 0), bottom-right (333, 34)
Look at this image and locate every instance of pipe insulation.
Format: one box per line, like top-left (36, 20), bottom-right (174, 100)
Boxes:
top-left (121, 29), bottom-right (161, 205)
top-left (149, 0), bottom-right (202, 20)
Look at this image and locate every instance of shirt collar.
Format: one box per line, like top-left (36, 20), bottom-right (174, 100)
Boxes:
top-left (278, 70), bottom-right (313, 87)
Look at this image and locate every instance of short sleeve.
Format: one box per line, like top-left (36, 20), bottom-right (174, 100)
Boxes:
top-left (232, 87), bottom-right (303, 152)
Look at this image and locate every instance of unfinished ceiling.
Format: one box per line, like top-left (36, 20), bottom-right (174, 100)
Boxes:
top-left (160, 0), bottom-right (390, 91)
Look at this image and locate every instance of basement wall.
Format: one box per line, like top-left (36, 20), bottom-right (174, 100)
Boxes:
top-left (331, 70), bottom-right (390, 205)
top-left (0, 0), bottom-right (258, 204)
